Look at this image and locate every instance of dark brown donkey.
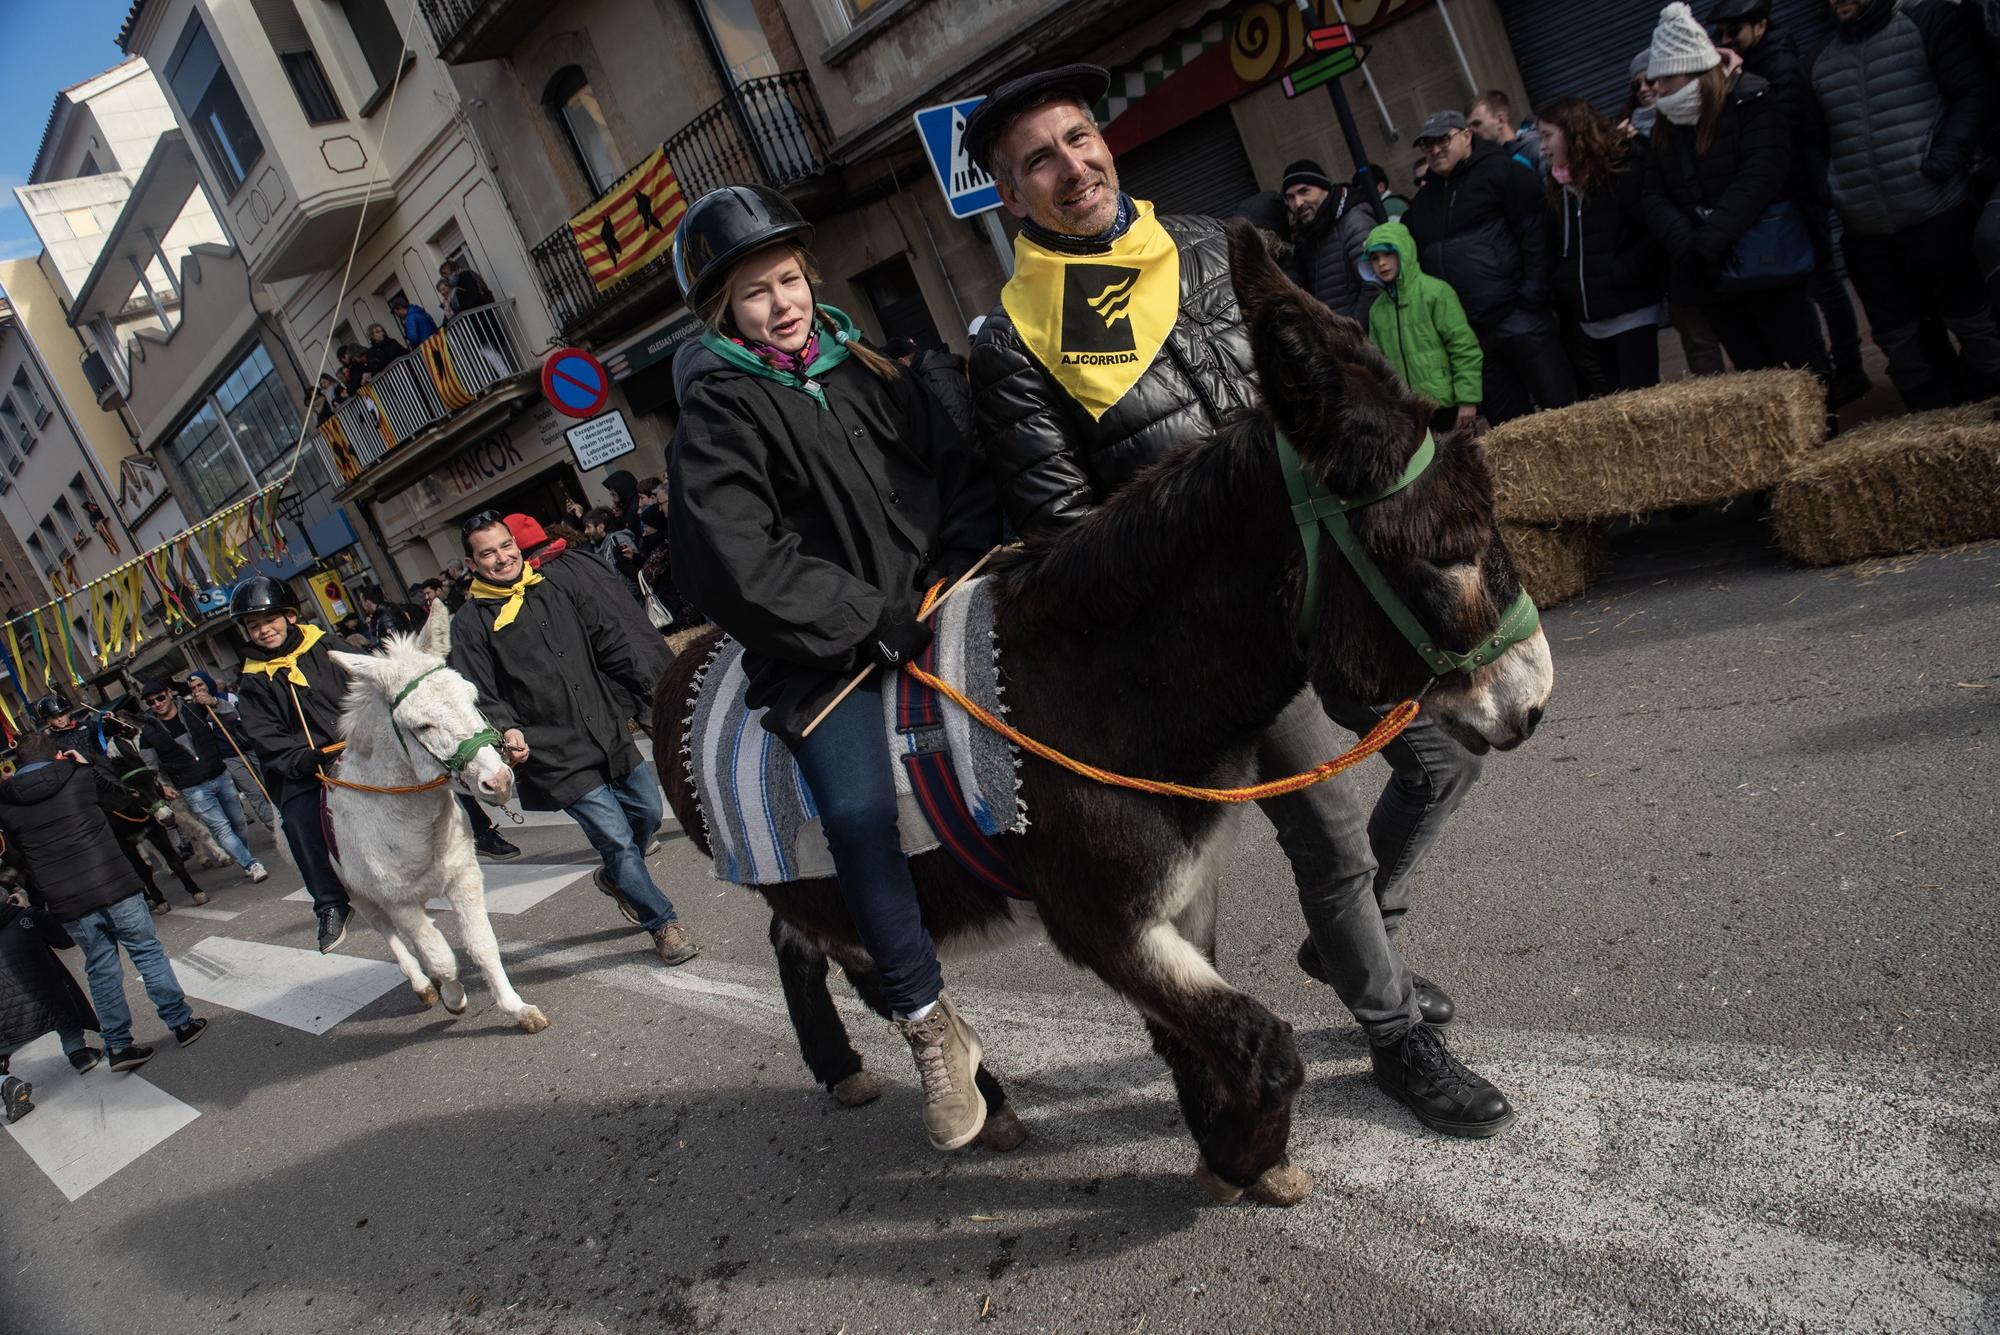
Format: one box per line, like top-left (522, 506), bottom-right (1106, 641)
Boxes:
top-left (651, 224), bottom-right (1554, 1206)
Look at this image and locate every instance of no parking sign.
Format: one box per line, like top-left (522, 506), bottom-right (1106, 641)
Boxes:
top-left (541, 348), bottom-right (612, 419)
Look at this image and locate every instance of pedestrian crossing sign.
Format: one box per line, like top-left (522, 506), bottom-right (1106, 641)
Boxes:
top-left (913, 98), bottom-right (1002, 219)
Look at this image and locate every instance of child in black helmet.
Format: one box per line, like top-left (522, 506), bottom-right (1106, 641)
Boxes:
top-left (228, 576), bottom-right (355, 952)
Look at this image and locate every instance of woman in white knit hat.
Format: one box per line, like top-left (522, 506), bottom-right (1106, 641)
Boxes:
top-left (1638, 1), bottom-right (1828, 380)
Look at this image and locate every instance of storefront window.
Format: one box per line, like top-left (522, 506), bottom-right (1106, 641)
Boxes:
top-left (160, 343), bottom-right (333, 518)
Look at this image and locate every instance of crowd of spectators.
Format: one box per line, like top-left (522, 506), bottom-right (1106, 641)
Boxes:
top-left (307, 260), bottom-right (502, 425)
top-left (1235, 0), bottom-right (2000, 428)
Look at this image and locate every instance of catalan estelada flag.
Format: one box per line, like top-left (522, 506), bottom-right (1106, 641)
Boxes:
top-left (568, 147), bottom-right (686, 292)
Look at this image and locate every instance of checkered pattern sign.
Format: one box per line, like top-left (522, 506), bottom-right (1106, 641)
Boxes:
top-left (1095, 13), bottom-right (1232, 124)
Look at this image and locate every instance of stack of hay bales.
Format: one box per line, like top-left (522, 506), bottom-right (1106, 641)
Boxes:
top-left (1480, 369), bottom-right (1827, 604)
top-left (1772, 404), bottom-right (2000, 565)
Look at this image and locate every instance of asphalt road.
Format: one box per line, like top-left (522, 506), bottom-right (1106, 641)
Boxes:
top-left (5, 513), bottom-right (1996, 1335)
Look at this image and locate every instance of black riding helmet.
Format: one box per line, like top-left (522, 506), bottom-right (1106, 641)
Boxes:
top-left (1708, 0), bottom-right (1771, 23)
top-left (229, 574), bottom-right (297, 620)
top-left (673, 185), bottom-right (814, 314)
top-left (28, 693), bottom-right (74, 727)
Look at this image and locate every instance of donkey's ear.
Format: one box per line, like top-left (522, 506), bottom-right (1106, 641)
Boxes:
top-left (330, 650), bottom-right (381, 683)
top-left (1227, 219), bottom-right (1295, 325)
top-left (416, 598), bottom-right (452, 658)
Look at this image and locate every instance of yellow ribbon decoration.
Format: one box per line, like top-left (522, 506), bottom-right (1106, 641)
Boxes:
top-left (126, 565), bottom-right (146, 647)
top-left (468, 566), bottom-right (544, 630)
top-left (244, 621), bottom-right (327, 687)
top-left (999, 199), bottom-right (1181, 422)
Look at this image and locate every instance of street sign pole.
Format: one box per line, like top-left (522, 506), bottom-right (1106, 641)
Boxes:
top-left (979, 211), bottom-right (1013, 277)
top-left (1291, 4), bottom-right (1376, 203)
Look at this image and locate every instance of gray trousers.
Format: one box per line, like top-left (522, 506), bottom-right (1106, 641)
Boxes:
top-left (226, 755), bottom-right (275, 827)
top-left (1254, 689), bottom-right (1483, 1043)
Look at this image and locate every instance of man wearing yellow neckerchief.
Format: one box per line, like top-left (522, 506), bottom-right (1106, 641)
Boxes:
top-left (230, 575), bottom-right (356, 952)
top-left (447, 511), bottom-right (694, 967)
top-left (964, 67), bottom-right (1518, 1150)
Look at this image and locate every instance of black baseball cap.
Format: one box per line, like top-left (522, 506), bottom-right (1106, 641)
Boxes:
top-left (962, 64), bottom-right (1111, 174)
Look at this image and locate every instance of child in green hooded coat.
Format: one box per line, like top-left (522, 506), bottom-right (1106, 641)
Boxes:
top-left (1360, 220), bottom-right (1484, 433)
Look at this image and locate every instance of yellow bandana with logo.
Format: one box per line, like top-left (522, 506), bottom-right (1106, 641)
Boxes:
top-left (1001, 200), bottom-right (1180, 421)
top-left (469, 565), bottom-right (544, 630)
top-left (245, 622), bottom-right (326, 687)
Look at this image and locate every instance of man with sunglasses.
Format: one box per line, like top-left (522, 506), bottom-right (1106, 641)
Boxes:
top-left (137, 678), bottom-right (269, 884)
top-left (448, 511), bottom-right (697, 965)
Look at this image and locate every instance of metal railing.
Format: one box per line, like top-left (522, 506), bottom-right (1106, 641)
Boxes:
top-left (316, 299), bottom-right (531, 485)
top-left (530, 72), bottom-right (833, 337)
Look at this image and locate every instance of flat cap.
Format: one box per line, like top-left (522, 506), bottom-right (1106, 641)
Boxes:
top-left (1415, 109), bottom-right (1468, 143)
top-left (962, 64), bottom-right (1111, 174)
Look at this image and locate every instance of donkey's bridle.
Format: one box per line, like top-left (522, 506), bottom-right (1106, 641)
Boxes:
top-left (1274, 429), bottom-right (1540, 676)
top-left (390, 665), bottom-right (503, 775)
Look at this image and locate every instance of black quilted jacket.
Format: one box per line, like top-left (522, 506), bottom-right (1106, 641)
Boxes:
top-left (0, 902), bottom-right (95, 1054)
top-left (969, 213), bottom-right (1258, 536)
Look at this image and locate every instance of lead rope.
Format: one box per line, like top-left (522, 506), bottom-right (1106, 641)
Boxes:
top-left (900, 582), bottom-right (1418, 803)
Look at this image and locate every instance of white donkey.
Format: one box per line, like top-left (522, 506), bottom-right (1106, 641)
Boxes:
top-left (326, 603), bottom-right (550, 1033)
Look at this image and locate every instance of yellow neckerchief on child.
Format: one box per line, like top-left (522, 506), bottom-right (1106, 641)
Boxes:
top-left (1000, 199), bottom-right (1180, 421)
top-left (244, 622), bottom-right (326, 687)
top-left (468, 565), bottom-right (544, 630)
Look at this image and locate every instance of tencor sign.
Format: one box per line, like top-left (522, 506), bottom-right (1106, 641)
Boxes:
top-left (439, 431), bottom-right (525, 499)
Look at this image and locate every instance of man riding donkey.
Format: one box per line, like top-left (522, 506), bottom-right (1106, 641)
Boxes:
top-left (448, 511), bottom-right (697, 967)
top-left (665, 185), bottom-right (1004, 1151)
top-left (229, 576), bottom-right (357, 953)
top-left (965, 66), bottom-right (1513, 1138)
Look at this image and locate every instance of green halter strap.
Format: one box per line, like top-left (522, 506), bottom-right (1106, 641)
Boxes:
top-left (1274, 429), bottom-right (1540, 676)
top-left (390, 664), bottom-right (503, 775)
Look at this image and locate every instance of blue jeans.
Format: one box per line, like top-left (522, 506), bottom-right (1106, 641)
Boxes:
top-left (64, 894), bottom-right (193, 1051)
top-left (182, 772), bottom-right (255, 867)
top-left (785, 682), bottom-right (942, 1017)
top-left (564, 762), bottom-right (678, 932)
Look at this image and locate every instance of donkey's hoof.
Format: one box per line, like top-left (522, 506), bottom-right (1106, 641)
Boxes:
top-left (1246, 1161), bottom-right (1313, 1207)
top-left (831, 1070), bottom-right (882, 1107)
top-left (977, 1104), bottom-right (1029, 1153)
top-left (1193, 1160), bottom-right (1244, 1204)
top-left (441, 981), bottom-right (469, 1015)
top-left (416, 983), bottom-right (440, 1008)
top-left (516, 1006), bottom-right (552, 1034)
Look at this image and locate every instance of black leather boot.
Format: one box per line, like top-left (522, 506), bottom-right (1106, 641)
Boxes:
top-left (1371, 1024), bottom-right (1514, 1138)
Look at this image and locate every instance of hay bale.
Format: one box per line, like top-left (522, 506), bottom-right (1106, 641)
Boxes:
top-left (1501, 522), bottom-right (1606, 608)
top-left (1772, 403), bottom-right (2000, 566)
top-left (1484, 369), bottom-right (1826, 524)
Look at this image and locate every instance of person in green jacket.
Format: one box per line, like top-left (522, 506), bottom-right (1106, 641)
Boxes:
top-left (1361, 220), bottom-right (1484, 433)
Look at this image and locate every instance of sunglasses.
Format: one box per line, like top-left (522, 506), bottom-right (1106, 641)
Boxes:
top-left (145, 691), bottom-right (173, 703)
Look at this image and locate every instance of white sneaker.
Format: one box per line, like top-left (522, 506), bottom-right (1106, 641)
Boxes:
top-left (246, 861), bottom-right (269, 883)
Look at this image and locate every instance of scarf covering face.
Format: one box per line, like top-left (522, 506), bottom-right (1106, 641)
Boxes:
top-left (1000, 199), bottom-right (1179, 421)
top-left (1656, 80), bottom-right (1703, 127)
top-left (245, 621), bottom-right (326, 687)
top-left (699, 305), bottom-right (858, 408)
top-left (468, 564), bottom-right (544, 630)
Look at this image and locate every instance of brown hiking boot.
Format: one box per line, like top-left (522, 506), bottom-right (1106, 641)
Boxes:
top-left (895, 991), bottom-right (986, 1151)
top-left (651, 921), bottom-right (698, 966)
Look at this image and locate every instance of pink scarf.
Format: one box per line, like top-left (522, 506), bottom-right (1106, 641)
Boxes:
top-left (729, 326), bottom-right (820, 376)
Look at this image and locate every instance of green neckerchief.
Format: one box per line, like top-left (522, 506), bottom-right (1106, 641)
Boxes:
top-left (699, 305), bottom-right (858, 409)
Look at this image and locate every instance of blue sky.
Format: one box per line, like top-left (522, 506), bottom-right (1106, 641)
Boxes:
top-left (0, 2), bottom-right (134, 263)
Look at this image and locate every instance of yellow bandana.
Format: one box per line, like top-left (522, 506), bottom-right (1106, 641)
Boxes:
top-left (469, 566), bottom-right (544, 630)
top-left (1000, 200), bottom-right (1180, 421)
top-left (245, 622), bottom-right (326, 687)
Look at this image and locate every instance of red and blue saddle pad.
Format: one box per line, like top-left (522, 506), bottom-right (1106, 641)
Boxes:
top-left (895, 638), bottom-right (1029, 900)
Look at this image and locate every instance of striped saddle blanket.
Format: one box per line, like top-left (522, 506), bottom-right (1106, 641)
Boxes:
top-left (681, 578), bottom-right (1026, 889)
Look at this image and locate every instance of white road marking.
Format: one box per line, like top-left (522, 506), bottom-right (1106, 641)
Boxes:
top-left (170, 937), bottom-right (403, 1035)
top-left (2, 1032), bottom-right (199, 1201)
top-left (512, 948), bottom-right (1999, 1332)
top-left (170, 906), bottom-right (242, 922)
top-left (287, 864), bottom-right (589, 914)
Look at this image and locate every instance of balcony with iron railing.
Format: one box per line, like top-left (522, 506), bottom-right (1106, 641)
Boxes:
top-left (315, 300), bottom-right (533, 489)
top-left (417, 0), bottom-right (555, 65)
top-left (529, 71), bottom-right (834, 339)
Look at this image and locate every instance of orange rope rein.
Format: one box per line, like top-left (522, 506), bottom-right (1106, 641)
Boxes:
top-left (905, 581), bottom-right (1419, 804)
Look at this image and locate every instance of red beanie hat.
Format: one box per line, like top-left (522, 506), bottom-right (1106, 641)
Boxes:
top-left (504, 513), bottom-right (548, 550)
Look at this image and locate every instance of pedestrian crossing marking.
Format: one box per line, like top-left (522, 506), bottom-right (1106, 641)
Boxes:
top-left (171, 937), bottom-right (403, 1035)
top-left (3, 1032), bottom-right (199, 1201)
top-left (282, 862), bottom-right (590, 914)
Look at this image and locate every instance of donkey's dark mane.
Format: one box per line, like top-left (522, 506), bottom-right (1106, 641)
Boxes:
top-left (992, 410), bottom-right (1292, 630)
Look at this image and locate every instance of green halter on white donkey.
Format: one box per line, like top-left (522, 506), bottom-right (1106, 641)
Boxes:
top-left (326, 602), bottom-right (551, 1033)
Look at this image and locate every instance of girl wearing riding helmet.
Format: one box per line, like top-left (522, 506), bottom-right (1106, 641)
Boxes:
top-left (667, 184), bottom-right (1001, 1152)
